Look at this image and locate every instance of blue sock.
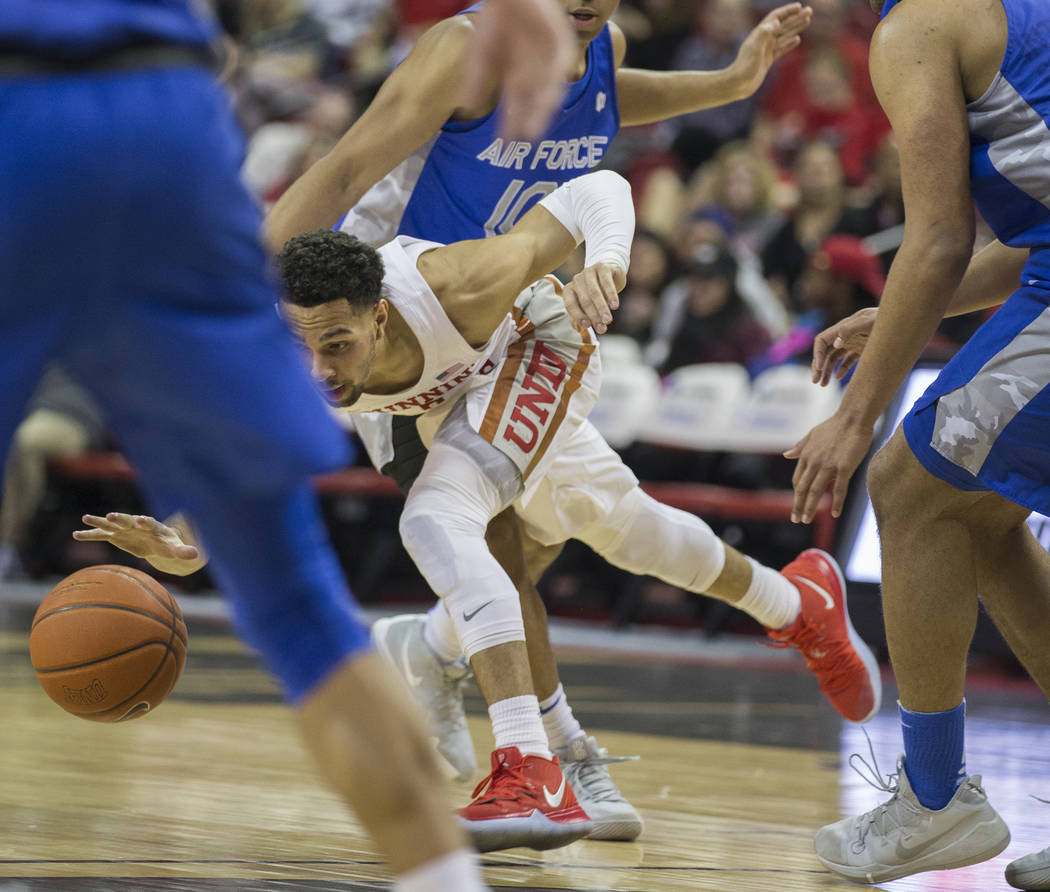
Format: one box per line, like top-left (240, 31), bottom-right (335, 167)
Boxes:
top-left (900, 700), bottom-right (966, 810)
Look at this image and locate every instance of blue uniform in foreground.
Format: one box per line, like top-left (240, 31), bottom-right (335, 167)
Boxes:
top-left (1, 0), bottom-right (371, 702)
top-left (897, 0), bottom-right (1050, 516)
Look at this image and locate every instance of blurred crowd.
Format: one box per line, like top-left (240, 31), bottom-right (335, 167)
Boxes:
top-left (1, 0), bottom-right (998, 586)
top-left (216, 0), bottom-right (991, 378)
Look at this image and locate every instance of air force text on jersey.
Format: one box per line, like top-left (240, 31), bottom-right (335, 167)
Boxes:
top-left (476, 136), bottom-right (609, 172)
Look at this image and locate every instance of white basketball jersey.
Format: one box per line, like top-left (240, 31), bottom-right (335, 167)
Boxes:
top-left (346, 235), bottom-right (522, 417)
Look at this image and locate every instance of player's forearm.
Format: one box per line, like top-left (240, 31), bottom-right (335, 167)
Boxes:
top-left (616, 67), bottom-right (750, 127)
top-left (945, 238), bottom-right (1028, 317)
top-left (535, 169), bottom-right (634, 273)
top-left (836, 236), bottom-right (972, 429)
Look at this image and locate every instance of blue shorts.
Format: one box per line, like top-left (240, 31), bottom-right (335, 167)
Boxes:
top-left (902, 250), bottom-right (1050, 516)
top-left (0, 66), bottom-right (370, 701)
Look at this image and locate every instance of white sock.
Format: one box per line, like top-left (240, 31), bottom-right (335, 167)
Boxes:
top-left (395, 849), bottom-right (485, 892)
top-left (423, 603), bottom-right (464, 665)
top-left (539, 684), bottom-right (584, 752)
top-left (488, 695), bottom-right (551, 759)
top-left (736, 557), bottom-right (801, 629)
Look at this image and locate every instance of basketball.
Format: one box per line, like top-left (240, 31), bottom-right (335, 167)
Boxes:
top-left (29, 565), bottom-right (188, 722)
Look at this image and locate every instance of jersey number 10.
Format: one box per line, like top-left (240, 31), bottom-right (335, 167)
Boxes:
top-left (483, 179), bottom-right (559, 237)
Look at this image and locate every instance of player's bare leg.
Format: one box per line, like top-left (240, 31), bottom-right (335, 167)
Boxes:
top-left (397, 429), bottom-right (591, 852)
top-left (572, 485), bottom-right (881, 724)
top-left (297, 651), bottom-right (482, 887)
top-left (494, 514), bottom-right (644, 841)
top-left (491, 511), bottom-right (562, 702)
top-left (814, 431), bottom-right (1016, 884)
top-left (869, 433), bottom-right (983, 711)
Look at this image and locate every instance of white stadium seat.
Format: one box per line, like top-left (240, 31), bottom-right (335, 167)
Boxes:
top-left (722, 364), bottom-right (843, 453)
top-left (637, 363), bottom-right (751, 452)
top-left (589, 356), bottom-right (660, 449)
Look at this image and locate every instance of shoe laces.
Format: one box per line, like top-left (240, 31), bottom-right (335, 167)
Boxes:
top-left (766, 622), bottom-right (857, 696)
top-left (470, 758), bottom-right (537, 805)
top-left (846, 733), bottom-right (922, 853)
top-left (563, 745), bottom-right (637, 804)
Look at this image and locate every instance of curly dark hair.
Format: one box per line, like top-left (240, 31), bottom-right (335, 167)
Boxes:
top-left (276, 230), bottom-right (384, 313)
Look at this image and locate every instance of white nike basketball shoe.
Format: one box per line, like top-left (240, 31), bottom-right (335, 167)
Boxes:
top-left (371, 614), bottom-right (476, 780)
top-left (815, 754), bottom-right (1010, 884)
top-left (555, 735), bottom-right (643, 841)
top-left (1006, 843), bottom-right (1050, 889)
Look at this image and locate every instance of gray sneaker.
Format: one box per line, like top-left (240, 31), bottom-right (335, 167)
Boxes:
top-left (371, 614), bottom-right (476, 781)
top-left (555, 735), bottom-right (643, 841)
top-left (1007, 845), bottom-right (1050, 890)
top-left (815, 755), bottom-right (1010, 884)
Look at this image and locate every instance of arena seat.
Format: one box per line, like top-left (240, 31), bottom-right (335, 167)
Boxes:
top-left (595, 333), bottom-right (644, 367)
top-left (721, 364), bottom-right (843, 453)
top-left (637, 363), bottom-right (751, 452)
top-left (589, 361), bottom-right (660, 450)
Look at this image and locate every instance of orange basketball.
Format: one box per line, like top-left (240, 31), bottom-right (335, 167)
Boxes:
top-left (30, 564), bottom-right (188, 722)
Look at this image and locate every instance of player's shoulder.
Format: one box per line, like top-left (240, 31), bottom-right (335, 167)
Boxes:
top-left (408, 11), bottom-right (478, 60)
top-left (872, 0), bottom-right (1003, 76)
top-left (874, 0), bottom-right (986, 44)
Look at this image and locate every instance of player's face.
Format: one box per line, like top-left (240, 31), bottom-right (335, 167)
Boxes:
top-left (561, 0), bottom-right (618, 46)
top-left (283, 299), bottom-right (380, 409)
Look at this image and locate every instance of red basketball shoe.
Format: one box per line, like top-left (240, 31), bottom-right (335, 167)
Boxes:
top-left (458, 746), bottom-right (593, 852)
top-left (767, 549), bottom-right (882, 723)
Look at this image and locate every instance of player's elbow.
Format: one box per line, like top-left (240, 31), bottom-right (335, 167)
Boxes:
top-left (912, 223), bottom-right (974, 278)
top-left (581, 169), bottom-right (632, 200)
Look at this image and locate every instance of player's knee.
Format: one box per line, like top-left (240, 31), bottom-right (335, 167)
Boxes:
top-left (399, 489), bottom-right (488, 595)
top-left (868, 433), bottom-right (922, 523)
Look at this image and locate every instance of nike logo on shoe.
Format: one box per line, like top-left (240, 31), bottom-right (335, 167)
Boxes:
top-left (543, 777), bottom-right (567, 808)
top-left (463, 600), bottom-right (495, 622)
top-left (894, 823), bottom-right (967, 860)
top-left (795, 576), bottom-right (836, 611)
top-left (401, 635), bottom-right (425, 687)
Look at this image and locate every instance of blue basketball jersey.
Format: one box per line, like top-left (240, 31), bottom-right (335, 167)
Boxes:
top-left (338, 21), bottom-right (619, 246)
top-left (883, 0), bottom-right (1050, 251)
top-left (892, 0), bottom-right (1050, 512)
top-left (966, 0), bottom-right (1050, 250)
top-left (3, 0), bottom-right (217, 56)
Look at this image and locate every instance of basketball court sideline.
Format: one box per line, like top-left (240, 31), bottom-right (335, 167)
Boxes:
top-left (1, 583), bottom-right (1048, 892)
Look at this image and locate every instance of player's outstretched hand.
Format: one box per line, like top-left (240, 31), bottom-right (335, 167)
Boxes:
top-left (811, 306), bottom-right (878, 386)
top-left (74, 513), bottom-right (204, 575)
top-left (462, 0), bottom-right (574, 141)
top-left (562, 261), bottom-right (627, 334)
top-left (731, 3), bottom-right (812, 97)
top-left (783, 413), bottom-right (873, 523)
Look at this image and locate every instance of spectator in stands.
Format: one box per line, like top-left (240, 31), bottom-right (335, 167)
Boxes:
top-left (243, 83), bottom-right (356, 205)
top-left (617, 0), bottom-right (694, 71)
top-left (758, 0), bottom-right (884, 136)
top-left (751, 233), bottom-right (883, 375)
top-left (0, 368), bottom-right (108, 580)
top-left (760, 139), bottom-right (870, 312)
top-left (607, 229), bottom-right (675, 344)
top-left (670, 0), bottom-right (763, 172)
top-left (855, 132), bottom-right (904, 263)
top-left (651, 244), bottom-right (773, 375)
top-left (691, 141), bottom-right (784, 260)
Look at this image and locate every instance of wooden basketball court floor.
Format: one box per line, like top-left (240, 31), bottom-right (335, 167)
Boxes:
top-left (1, 587), bottom-right (1049, 892)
